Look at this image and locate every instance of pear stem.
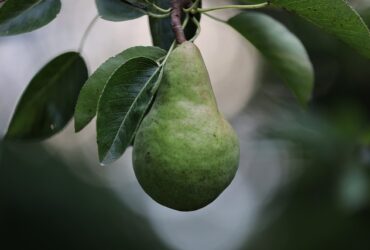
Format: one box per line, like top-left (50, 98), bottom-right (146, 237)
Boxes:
top-left (171, 0), bottom-right (191, 44)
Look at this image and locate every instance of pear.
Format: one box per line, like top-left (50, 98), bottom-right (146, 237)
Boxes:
top-left (132, 42), bottom-right (240, 211)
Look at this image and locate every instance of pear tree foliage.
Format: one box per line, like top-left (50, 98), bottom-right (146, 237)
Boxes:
top-left (3, 0), bottom-right (370, 156)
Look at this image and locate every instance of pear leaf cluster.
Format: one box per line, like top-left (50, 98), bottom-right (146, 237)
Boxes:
top-left (3, 0), bottom-right (370, 151)
top-left (74, 46), bottom-right (166, 132)
top-left (96, 57), bottom-right (161, 164)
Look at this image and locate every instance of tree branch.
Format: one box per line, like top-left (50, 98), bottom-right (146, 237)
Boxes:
top-left (171, 0), bottom-right (190, 44)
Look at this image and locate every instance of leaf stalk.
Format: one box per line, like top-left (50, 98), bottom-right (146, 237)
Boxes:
top-left (187, 2), bottom-right (269, 14)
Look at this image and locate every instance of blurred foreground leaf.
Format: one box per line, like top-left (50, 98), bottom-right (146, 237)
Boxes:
top-left (0, 140), bottom-right (169, 249)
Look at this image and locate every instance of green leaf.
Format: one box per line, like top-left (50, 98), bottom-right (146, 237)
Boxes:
top-left (95, 0), bottom-right (144, 21)
top-left (228, 12), bottom-right (314, 105)
top-left (0, 0), bottom-right (61, 36)
top-left (96, 57), bottom-right (160, 164)
top-left (264, 0), bottom-right (370, 59)
top-left (125, 0), bottom-right (148, 8)
top-left (6, 52), bottom-right (88, 140)
top-left (74, 46), bottom-right (166, 132)
top-left (149, 0), bottom-right (201, 50)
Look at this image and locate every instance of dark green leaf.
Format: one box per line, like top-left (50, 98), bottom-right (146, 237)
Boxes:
top-left (228, 12), bottom-right (314, 105)
top-left (95, 0), bottom-right (144, 21)
top-left (149, 0), bottom-right (201, 50)
top-left (97, 57), bottom-right (160, 164)
top-left (6, 52), bottom-right (88, 140)
top-left (74, 46), bottom-right (166, 132)
top-left (125, 0), bottom-right (148, 8)
top-left (0, 0), bottom-right (61, 36)
top-left (255, 0), bottom-right (370, 59)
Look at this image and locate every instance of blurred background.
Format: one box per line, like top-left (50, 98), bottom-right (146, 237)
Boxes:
top-left (1, 0), bottom-right (370, 249)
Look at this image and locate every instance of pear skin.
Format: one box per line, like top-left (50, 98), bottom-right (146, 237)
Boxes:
top-left (132, 42), bottom-right (240, 211)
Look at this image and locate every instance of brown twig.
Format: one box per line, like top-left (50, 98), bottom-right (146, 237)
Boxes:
top-left (170, 0), bottom-right (190, 44)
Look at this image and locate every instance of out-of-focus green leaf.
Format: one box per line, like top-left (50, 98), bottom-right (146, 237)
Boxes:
top-left (6, 52), bottom-right (88, 140)
top-left (243, 109), bottom-right (370, 250)
top-left (0, 140), bottom-right (170, 249)
top-left (74, 46), bottom-right (166, 132)
top-left (0, 0), bottom-right (61, 36)
top-left (245, 0), bottom-right (370, 58)
top-left (228, 12), bottom-right (314, 105)
top-left (149, 0), bottom-right (201, 50)
top-left (95, 0), bottom-right (144, 21)
top-left (97, 57), bottom-right (160, 164)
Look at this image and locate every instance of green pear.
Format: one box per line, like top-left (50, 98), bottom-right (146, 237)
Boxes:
top-left (132, 42), bottom-right (240, 211)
